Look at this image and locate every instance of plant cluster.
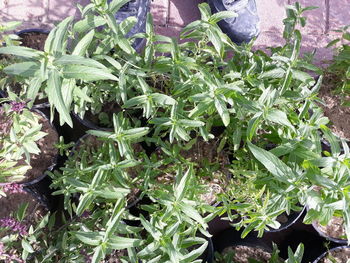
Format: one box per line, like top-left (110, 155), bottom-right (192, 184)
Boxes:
top-left (0, 95), bottom-right (47, 182)
top-left (0, 0), bottom-right (349, 262)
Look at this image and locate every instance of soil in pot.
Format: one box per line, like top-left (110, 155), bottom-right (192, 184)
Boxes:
top-left (218, 245), bottom-right (272, 263)
top-left (18, 31), bottom-right (48, 51)
top-left (0, 110), bottom-right (59, 184)
top-left (314, 216), bottom-right (347, 242)
top-left (0, 189), bottom-right (47, 237)
top-left (318, 247), bottom-right (350, 263)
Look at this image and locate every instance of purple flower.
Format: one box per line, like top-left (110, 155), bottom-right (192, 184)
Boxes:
top-left (0, 217), bottom-right (28, 236)
top-left (81, 210), bottom-right (91, 219)
top-left (0, 242), bottom-right (25, 263)
top-left (1, 184), bottom-right (24, 197)
top-left (10, 101), bottom-right (26, 113)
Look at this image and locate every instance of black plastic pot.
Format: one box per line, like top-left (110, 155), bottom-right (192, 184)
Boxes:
top-left (72, 112), bottom-right (113, 132)
top-left (207, 0), bottom-right (260, 44)
top-left (265, 206), bottom-right (306, 233)
top-left (203, 238), bottom-right (215, 263)
top-left (313, 246), bottom-right (350, 263)
top-left (108, 0), bottom-right (150, 52)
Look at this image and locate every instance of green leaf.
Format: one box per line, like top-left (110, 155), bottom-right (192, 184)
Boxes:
top-left (91, 246), bottom-right (104, 263)
top-left (123, 127), bottom-right (149, 140)
top-left (108, 236), bottom-right (143, 250)
top-left (27, 77), bottom-right (43, 103)
top-left (259, 68), bottom-right (286, 79)
top-left (21, 240), bottom-right (34, 253)
top-left (178, 202), bottom-right (206, 226)
top-left (47, 70), bottom-right (73, 127)
top-left (343, 196), bottom-right (350, 242)
top-left (248, 142), bottom-right (296, 182)
top-left (51, 16), bottom-right (73, 55)
top-left (0, 46), bottom-right (43, 59)
top-left (214, 96), bottom-right (230, 126)
top-left (247, 112), bottom-right (262, 140)
top-left (175, 167), bottom-right (191, 201)
top-left (209, 11), bottom-right (237, 24)
top-left (73, 15), bottom-right (106, 33)
top-left (105, 200), bottom-right (125, 238)
top-left (208, 28), bottom-right (223, 56)
top-left (94, 187), bottom-right (129, 199)
top-left (291, 69), bottom-right (313, 82)
top-left (75, 231), bottom-right (102, 246)
top-left (55, 55), bottom-right (107, 69)
top-left (72, 29), bottom-right (95, 56)
top-left (266, 109), bottom-right (294, 130)
top-left (151, 93), bottom-right (176, 106)
top-left (3, 62), bottom-right (40, 77)
top-left (87, 130), bottom-right (113, 138)
top-left (177, 119), bottom-right (205, 127)
top-left (62, 65), bottom-right (119, 81)
top-left (16, 203), bottom-right (28, 221)
top-left (140, 215), bottom-right (161, 241)
top-left (326, 38), bottom-right (341, 48)
top-left (76, 193), bottom-right (94, 216)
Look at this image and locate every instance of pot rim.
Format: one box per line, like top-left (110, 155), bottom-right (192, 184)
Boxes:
top-left (312, 245), bottom-right (350, 263)
top-left (265, 205), bottom-right (306, 233)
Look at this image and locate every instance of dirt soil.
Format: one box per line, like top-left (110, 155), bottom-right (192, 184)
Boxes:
top-left (316, 216), bottom-right (346, 241)
top-left (320, 247), bottom-right (350, 263)
top-left (0, 191), bottom-right (47, 237)
top-left (319, 73), bottom-right (350, 140)
top-left (222, 245), bottom-right (272, 263)
top-left (19, 31), bottom-right (48, 51)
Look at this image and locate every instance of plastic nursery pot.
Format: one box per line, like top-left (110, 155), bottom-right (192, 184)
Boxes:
top-left (207, 0), bottom-right (260, 44)
top-left (265, 206), bottom-right (306, 233)
top-left (108, 0), bottom-right (150, 52)
top-left (213, 228), bottom-right (274, 262)
top-left (313, 246), bottom-right (350, 263)
top-left (201, 237), bottom-right (215, 263)
top-left (0, 108), bottom-right (59, 210)
top-left (72, 111), bottom-right (114, 132)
